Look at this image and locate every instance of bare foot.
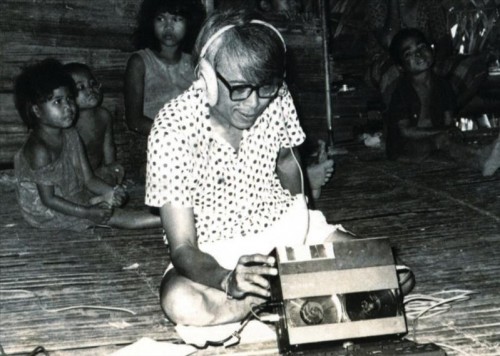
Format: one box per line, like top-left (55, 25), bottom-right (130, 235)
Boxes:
top-left (482, 137), bottom-right (500, 177)
top-left (307, 159), bottom-right (334, 199)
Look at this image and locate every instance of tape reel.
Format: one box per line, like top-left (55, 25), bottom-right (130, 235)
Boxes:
top-left (195, 20), bottom-right (286, 106)
top-left (345, 289), bottom-right (400, 321)
top-left (286, 295), bottom-right (344, 327)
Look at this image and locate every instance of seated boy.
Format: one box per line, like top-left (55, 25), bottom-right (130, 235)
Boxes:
top-left (64, 63), bottom-right (125, 185)
top-left (385, 29), bottom-right (499, 176)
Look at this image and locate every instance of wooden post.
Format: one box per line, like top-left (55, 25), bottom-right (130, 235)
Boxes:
top-left (204, 0), bottom-right (214, 13)
top-left (320, 0), bottom-right (334, 148)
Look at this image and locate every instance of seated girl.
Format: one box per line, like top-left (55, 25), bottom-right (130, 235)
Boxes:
top-left (13, 58), bottom-right (161, 231)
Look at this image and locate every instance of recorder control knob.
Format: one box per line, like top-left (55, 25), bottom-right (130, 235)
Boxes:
top-left (300, 301), bottom-right (324, 325)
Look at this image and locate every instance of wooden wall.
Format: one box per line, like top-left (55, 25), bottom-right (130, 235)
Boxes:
top-left (0, 0), bottom-right (140, 168)
top-left (0, 1), bottom-right (371, 170)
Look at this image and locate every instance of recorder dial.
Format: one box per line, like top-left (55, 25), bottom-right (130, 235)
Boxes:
top-left (300, 301), bottom-right (324, 325)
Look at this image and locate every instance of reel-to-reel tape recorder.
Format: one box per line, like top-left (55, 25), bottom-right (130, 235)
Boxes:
top-left (269, 237), bottom-right (446, 355)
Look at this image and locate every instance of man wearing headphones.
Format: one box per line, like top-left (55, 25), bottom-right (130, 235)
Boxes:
top-left (145, 9), bottom-right (352, 327)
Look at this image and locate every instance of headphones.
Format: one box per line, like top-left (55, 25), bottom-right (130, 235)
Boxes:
top-left (194, 20), bottom-right (287, 107)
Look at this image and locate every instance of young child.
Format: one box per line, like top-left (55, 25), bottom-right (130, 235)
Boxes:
top-left (385, 29), bottom-right (500, 176)
top-left (64, 62), bottom-right (124, 186)
top-left (13, 58), bottom-right (162, 231)
top-left (124, 0), bottom-right (205, 136)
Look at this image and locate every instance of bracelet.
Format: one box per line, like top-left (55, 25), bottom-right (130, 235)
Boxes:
top-left (223, 270), bottom-right (234, 300)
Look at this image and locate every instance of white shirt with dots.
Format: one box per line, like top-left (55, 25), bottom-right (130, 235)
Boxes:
top-left (145, 85), bottom-right (306, 244)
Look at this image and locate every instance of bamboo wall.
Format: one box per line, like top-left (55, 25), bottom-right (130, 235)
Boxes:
top-left (0, 0), bottom-right (140, 167)
top-left (0, 0), bottom-right (371, 170)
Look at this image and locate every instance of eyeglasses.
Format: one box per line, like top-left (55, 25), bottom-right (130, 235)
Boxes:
top-left (76, 80), bottom-right (102, 92)
top-left (216, 71), bottom-right (281, 101)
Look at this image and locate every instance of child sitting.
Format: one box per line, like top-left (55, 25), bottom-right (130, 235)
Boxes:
top-left (123, 0), bottom-right (205, 181)
top-left (13, 58), bottom-right (162, 231)
top-left (124, 0), bottom-right (206, 136)
top-left (385, 29), bottom-right (499, 176)
top-left (64, 62), bottom-right (124, 186)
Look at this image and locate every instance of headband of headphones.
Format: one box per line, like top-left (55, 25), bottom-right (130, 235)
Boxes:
top-left (198, 19), bottom-right (287, 59)
top-left (194, 19), bottom-right (287, 106)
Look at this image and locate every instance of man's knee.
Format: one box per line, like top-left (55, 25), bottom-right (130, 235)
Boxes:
top-left (160, 274), bottom-right (210, 326)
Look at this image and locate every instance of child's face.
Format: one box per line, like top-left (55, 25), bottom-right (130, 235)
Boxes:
top-left (72, 70), bottom-right (102, 110)
top-left (33, 87), bottom-right (76, 129)
top-left (153, 11), bottom-right (187, 48)
top-left (398, 37), bottom-right (434, 74)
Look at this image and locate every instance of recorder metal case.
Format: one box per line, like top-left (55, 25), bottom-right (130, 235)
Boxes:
top-left (269, 237), bottom-right (407, 354)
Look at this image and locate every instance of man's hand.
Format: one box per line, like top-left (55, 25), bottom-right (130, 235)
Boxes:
top-left (225, 254), bottom-right (277, 299)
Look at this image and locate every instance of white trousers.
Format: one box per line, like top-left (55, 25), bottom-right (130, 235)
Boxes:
top-left (199, 195), bottom-right (339, 270)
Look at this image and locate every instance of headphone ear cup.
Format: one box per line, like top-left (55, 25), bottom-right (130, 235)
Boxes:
top-left (196, 58), bottom-right (218, 106)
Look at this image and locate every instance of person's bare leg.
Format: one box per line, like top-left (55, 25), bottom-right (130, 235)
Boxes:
top-left (306, 140), bottom-right (335, 200)
top-left (108, 209), bottom-right (161, 229)
top-left (445, 133), bottom-right (500, 176)
top-left (307, 159), bottom-right (334, 199)
top-left (482, 134), bottom-right (500, 177)
top-left (160, 269), bottom-right (265, 326)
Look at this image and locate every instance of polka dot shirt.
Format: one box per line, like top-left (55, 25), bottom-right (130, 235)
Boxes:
top-left (145, 85), bottom-right (306, 244)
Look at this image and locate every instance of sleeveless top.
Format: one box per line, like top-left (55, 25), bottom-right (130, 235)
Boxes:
top-left (14, 128), bottom-right (94, 231)
top-left (136, 48), bottom-right (195, 119)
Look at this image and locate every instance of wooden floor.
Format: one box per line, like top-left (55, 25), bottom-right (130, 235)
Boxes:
top-left (1, 139), bottom-right (499, 356)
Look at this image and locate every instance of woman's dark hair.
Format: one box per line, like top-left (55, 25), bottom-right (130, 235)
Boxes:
top-left (389, 28), bottom-right (432, 66)
top-left (132, 0), bottom-right (206, 52)
top-left (14, 58), bottom-right (76, 129)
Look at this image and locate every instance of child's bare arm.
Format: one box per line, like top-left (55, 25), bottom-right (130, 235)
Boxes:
top-left (74, 133), bottom-right (116, 195)
top-left (75, 134), bottom-right (129, 206)
top-left (37, 183), bottom-right (112, 224)
top-left (124, 54), bottom-right (153, 135)
top-left (100, 107), bottom-right (116, 166)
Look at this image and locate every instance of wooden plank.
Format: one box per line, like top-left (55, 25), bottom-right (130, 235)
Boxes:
top-left (0, 0), bottom-right (138, 35)
top-left (1, 142), bottom-right (499, 355)
top-left (0, 37), bottom-right (130, 91)
top-left (0, 186), bottom-right (173, 354)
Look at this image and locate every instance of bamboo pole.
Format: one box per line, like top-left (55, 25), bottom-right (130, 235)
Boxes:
top-left (204, 0), bottom-right (214, 14)
top-left (320, 0), bottom-right (335, 148)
